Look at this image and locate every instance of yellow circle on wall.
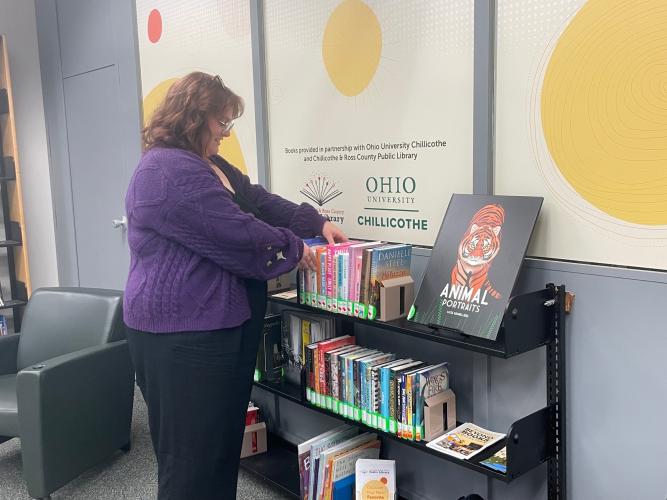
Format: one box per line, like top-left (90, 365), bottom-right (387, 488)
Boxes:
top-left (322, 0), bottom-right (382, 97)
top-left (142, 78), bottom-right (248, 174)
top-left (541, 0), bottom-right (667, 225)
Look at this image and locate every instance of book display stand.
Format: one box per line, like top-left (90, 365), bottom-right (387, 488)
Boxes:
top-left (244, 283), bottom-right (566, 499)
top-left (0, 35), bottom-right (31, 332)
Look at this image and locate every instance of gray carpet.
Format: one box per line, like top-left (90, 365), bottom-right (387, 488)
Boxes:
top-left (0, 387), bottom-right (293, 499)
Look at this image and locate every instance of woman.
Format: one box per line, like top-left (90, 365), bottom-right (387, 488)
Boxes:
top-left (124, 72), bottom-right (346, 499)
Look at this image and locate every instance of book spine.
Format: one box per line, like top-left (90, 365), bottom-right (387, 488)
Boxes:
top-left (368, 251), bottom-right (380, 320)
top-left (317, 345), bottom-right (326, 408)
top-left (299, 270), bottom-right (305, 304)
top-left (406, 374), bottom-right (413, 439)
top-left (305, 345), bottom-right (313, 402)
top-left (415, 374), bottom-right (423, 441)
top-left (324, 350), bottom-right (333, 410)
top-left (389, 371), bottom-right (397, 434)
top-left (380, 367), bottom-right (390, 431)
top-left (318, 250), bottom-right (326, 309)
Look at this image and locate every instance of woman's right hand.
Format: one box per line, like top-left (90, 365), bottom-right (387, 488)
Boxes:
top-left (299, 243), bottom-right (318, 272)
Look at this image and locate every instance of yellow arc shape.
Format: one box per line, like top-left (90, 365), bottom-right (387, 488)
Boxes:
top-left (142, 78), bottom-right (248, 174)
top-left (322, 0), bottom-right (382, 97)
top-left (541, 0), bottom-right (667, 225)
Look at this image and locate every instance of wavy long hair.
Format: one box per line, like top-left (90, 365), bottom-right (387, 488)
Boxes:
top-left (142, 72), bottom-right (244, 157)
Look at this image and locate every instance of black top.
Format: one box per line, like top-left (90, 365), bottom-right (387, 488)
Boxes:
top-left (209, 156), bottom-right (263, 218)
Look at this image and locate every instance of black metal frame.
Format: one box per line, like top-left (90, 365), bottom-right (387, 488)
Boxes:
top-left (0, 89), bottom-right (27, 332)
top-left (258, 282), bottom-right (567, 498)
top-left (547, 284), bottom-right (566, 500)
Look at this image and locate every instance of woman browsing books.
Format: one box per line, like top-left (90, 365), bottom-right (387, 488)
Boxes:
top-left (123, 72), bottom-right (346, 500)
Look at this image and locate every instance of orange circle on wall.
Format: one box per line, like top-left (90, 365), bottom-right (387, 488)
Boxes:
top-left (148, 9), bottom-right (162, 43)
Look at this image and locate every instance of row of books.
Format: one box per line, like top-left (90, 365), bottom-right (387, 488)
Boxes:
top-left (297, 424), bottom-right (396, 500)
top-left (298, 238), bottom-right (412, 320)
top-left (304, 335), bottom-right (449, 441)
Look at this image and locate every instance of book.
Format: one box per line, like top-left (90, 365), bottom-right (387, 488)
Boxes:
top-left (379, 359), bottom-right (413, 432)
top-left (298, 425), bottom-right (350, 500)
top-left (415, 362), bottom-right (449, 441)
top-left (329, 345), bottom-right (362, 414)
top-left (425, 422), bottom-right (505, 460)
top-left (282, 311), bottom-right (335, 386)
top-left (316, 432), bottom-right (378, 500)
top-left (355, 459), bottom-right (396, 500)
top-left (480, 446), bottom-right (507, 473)
top-left (317, 336), bottom-right (356, 409)
top-left (409, 194), bottom-right (543, 340)
top-left (324, 437), bottom-right (381, 500)
top-left (255, 314), bottom-right (283, 383)
top-left (367, 244), bottom-right (412, 319)
top-left (308, 426), bottom-right (358, 500)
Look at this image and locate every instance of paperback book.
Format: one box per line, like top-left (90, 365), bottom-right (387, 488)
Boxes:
top-left (425, 422), bottom-right (505, 460)
top-left (480, 446), bottom-right (507, 473)
top-left (355, 459), bottom-right (396, 500)
top-left (409, 194), bottom-right (542, 340)
top-left (282, 310), bottom-right (336, 386)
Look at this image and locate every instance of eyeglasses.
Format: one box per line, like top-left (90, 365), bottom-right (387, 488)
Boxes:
top-left (217, 119), bottom-right (235, 133)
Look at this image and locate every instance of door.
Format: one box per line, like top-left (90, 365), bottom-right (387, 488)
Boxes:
top-left (42, 0), bottom-right (142, 289)
top-left (63, 65), bottom-right (134, 289)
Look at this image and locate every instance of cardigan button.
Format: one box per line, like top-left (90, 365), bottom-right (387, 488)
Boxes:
top-left (266, 260), bottom-right (272, 267)
top-left (267, 245), bottom-right (272, 251)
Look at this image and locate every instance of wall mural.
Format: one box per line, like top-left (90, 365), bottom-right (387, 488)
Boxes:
top-left (496, 0), bottom-right (667, 269)
top-left (135, 0), bottom-right (257, 180)
top-left (264, 0), bottom-right (475, 246)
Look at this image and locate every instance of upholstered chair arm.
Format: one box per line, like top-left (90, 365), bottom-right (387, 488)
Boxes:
top-left (16, 340), bottom-right (134, 499)
top-left (0, 333), bottom-right (19, 375)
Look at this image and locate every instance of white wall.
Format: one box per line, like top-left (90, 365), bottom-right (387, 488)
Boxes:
top-left (0, 0), bottom-right (58, 289)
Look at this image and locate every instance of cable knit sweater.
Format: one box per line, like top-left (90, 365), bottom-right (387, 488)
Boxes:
top-left (123, 147), bottom-right (326, 332)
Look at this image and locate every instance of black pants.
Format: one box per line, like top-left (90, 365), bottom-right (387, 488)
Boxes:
top-left (126, 280), bottom-right (267, 500)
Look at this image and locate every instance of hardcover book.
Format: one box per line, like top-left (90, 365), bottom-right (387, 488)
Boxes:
top-left (255, 314), bottom-right (283, 383)
top-left (368, 244), bottom-right (412, 319)
top-left (408, 194), bottom-right (542, 340)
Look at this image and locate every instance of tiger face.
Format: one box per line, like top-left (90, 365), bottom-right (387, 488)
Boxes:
top-left (459, 223), bottom-right (501, 266)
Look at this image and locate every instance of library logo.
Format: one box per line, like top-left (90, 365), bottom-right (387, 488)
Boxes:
top-left (300, 174), bottom-right (343, 207)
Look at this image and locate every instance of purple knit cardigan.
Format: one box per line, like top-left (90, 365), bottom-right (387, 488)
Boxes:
top-left (123, 147), bottom-right (326, 332)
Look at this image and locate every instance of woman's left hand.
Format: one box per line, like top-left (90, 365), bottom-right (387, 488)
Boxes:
top-left (322, 221), bottom-right (348, 245)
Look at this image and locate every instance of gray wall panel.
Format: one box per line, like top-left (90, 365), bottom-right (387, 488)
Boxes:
top-left (56, 0), bottom-right (115, 78)
top-left (62, 65), bottom-right (130, 289)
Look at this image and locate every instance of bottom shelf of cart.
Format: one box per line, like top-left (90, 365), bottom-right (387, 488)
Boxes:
top-left (240, 432), bottom-right (300, 498)
top-left (253, 379), bottom-right (555, 483)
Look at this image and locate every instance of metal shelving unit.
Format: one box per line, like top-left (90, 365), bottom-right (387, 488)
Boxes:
top-left (247, 283), bottom-right (567, 499)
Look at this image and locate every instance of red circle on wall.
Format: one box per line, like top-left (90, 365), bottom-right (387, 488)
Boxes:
top-left (147, 9), bottom-right (162, 43)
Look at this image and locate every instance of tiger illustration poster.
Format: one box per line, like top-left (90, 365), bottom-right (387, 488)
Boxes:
top-left (409, 195), bottom-right (542, 340)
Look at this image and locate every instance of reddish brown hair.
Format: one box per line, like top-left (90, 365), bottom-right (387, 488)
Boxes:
top-left (142, 72), bottom-right (244, 156)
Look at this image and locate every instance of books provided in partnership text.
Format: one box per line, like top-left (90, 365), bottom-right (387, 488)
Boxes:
top-left (425, 422), bottom-right (505, 460)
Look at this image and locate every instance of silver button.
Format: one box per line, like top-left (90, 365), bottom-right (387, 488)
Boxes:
top-left (266, 245), bottom-right (272, 251)
top-left (266, 260), bottom-right (272, 267)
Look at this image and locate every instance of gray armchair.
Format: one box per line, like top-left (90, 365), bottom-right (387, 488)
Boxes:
top-left (0, 287), bottom-right (134, 499)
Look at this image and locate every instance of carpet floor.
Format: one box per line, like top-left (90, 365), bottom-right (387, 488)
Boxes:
top-left (0, 387), bottom-right (293, 499)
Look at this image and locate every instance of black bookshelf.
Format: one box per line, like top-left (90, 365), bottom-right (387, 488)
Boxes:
top-left (0, 88), bottom-right (27, 332)
top-left (254, 379), bottom-right (553, 483)
top-left (240, 432), bottom-right (300, 498)
top-left (264, 284), bottom-right (567, 499)
top-left (268, 286), bottom-right (556, 359)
